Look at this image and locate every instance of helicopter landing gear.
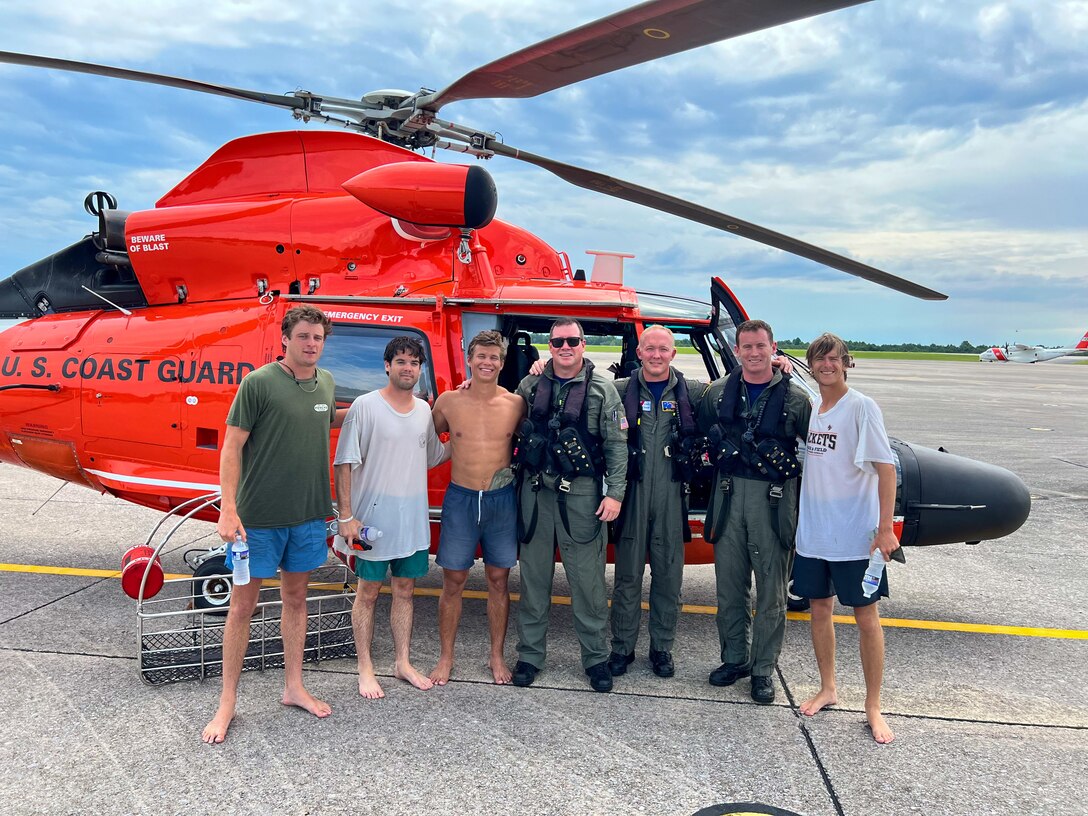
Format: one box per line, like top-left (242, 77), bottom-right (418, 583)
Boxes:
top-left (786, 578), bottom-right (810, 613)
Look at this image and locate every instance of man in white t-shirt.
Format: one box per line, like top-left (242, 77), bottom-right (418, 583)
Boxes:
top-left (334, 336), bottom-right (449, 699)
top-left (793, 332), bottom-right (900, 744)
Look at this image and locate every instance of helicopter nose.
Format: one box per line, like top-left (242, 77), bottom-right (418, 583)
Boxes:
top-left (892, 439), bottom-right (1031, 547)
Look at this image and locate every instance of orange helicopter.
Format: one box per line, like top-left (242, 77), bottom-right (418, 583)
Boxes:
top-left (0, 0), bottom-right (1029, 609)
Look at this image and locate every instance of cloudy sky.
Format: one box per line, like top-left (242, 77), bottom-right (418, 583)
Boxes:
top-left (1, 0), bottom-right (1085, 346)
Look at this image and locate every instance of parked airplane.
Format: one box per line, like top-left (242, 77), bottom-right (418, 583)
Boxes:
top-left (979, 331), bottom-right (1088, 363)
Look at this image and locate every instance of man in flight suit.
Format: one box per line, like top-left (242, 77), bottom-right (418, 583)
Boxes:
top-left (607, 325), bottom-right (707, 679)
top-left (697, 319), bottom-right (811, 704)
top-left (511, 318), bottom-right (627, 692)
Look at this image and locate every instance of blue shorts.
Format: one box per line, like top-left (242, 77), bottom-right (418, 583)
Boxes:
top-left (436, 483), bottom-right (517, 571)
top-left (355, 548), bottom-right (430, 583)
top-left (225, 518), bottom-right (329, 579)
top-left (792, 553), bottom-right (889, 608)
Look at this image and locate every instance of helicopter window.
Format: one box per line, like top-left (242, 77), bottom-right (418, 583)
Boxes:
top-left (489, 315), bottom-right (641, 381)
top-left (321, 324), bottom-right (435, 408)
top-left (635, 292), bottom-right (713, 322)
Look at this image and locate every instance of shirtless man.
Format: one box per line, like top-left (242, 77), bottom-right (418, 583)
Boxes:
top-left (429, 330), bottom-right (526, 685)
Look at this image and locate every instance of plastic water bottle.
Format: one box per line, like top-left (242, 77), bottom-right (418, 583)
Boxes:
top-left (231, 536), bottom-right (250, 586)
top-left (861, 549), bottom-right (885, 598)
top-left (351, 526), bottom-right (383, 551)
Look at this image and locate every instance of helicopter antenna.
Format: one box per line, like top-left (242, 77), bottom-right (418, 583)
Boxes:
top-left (80, 285), bottom-right (133, 316)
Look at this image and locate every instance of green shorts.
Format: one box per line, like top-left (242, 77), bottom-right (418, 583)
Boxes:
top-left (354, 548), bottom-right (430, 583)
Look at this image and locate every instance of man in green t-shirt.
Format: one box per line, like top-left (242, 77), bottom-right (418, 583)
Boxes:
top-left (202, 305), bottom-right (343, 745)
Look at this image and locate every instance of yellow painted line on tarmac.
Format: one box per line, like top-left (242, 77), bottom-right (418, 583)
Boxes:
top-left (3, 561), bottom-right (1087, 640)
top-left (0, 563), bottom-right (192, 580)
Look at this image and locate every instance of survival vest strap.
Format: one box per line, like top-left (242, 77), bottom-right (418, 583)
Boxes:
top-left (516, 359), bottom-right (605, 479)
top-left (710, 372), bottom-right (796, 482)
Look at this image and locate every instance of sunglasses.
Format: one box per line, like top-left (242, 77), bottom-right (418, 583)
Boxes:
top-left (549, 337), bottom-right (584, 348)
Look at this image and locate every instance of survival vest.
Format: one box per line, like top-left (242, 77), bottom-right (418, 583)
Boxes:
top-left (514, 360), bottom-right (605, 480)
top-left (708, 372), bottom-right (802, 483)
top-left (621, 370), bottom-right (703, 484)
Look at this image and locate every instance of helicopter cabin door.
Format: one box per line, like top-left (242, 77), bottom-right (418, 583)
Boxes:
top-left (707, 276), bottom-right (751, 374)
top-left (80, 353), bottom-right (183, 447)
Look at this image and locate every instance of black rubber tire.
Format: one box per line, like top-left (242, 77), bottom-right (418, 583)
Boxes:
top-left (192, 555), bottom-right (232, 615)
top-left (786, 578), bottom-right (810, 612)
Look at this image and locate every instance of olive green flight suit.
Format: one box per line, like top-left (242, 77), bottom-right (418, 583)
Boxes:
top-left (610, 368), bottom-right (708, 656)
top-left (697, 370), bottom-right (811, 677)
top-left (515, 363), bottom-right (628, 670)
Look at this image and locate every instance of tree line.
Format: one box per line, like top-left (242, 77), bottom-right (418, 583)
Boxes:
top-left (530, 333), bottom-right (988, 354)
top-left (779, 338), bottom-right (989, 353)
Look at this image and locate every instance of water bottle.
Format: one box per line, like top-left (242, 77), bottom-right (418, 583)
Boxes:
top-left (351, 526), bottom-right (383, 551)
top-left (861, 549), bottom-right (885, 598)
top-left (231, 536), bottom-right (250, 586)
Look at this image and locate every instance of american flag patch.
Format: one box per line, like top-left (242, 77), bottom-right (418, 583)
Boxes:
top-left (619, 416), bottom-right (629, 430)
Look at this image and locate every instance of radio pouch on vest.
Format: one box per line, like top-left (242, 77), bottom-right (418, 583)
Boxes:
top-left (514, 417), bottom-right (548, 471)
top-left (752, 438), bottom-right (801, 482)
top-left (553, 427), bottom-right (598, 478)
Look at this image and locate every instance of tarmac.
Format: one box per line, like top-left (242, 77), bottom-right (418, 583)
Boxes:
top-left (1, 357), bottom-right (1086, 816)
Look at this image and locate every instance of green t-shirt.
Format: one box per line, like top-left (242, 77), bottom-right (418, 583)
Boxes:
top-left (226, 362), bottom-right (335, 528)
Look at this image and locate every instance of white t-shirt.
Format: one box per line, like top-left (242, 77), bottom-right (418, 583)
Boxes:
top-left (333, 390), bottom-right (449, 561)
top-left (796, 388), bottom-right (895, 561)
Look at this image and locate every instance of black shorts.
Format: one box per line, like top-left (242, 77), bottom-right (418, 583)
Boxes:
top-left (792, 553), bottom-right (889, 608)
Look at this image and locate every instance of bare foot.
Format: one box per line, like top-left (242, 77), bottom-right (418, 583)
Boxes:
top-left (866, 709), bottom-right (895, 744)
top-left (490, 655), bottom-right (512, 685)
top-left (358, 670), bottom-right (385, 699)
top-left (282, 687), bottom-right (332, 718)
top-left (394, 661), bottom-right (434, 690)
top-left (201, 705), bottom-right (234, 745)
top-left (429, 657), bottom-right (454, 686)
top-left (799, 687), bottom-right (838, 716)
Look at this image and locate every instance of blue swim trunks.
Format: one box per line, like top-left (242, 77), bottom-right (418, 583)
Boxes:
top-left (437, 483), bottom-right (517, 570)
top-left (225, 518), bottom-right (329, 579)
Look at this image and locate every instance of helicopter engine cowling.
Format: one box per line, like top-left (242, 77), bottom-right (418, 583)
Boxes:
top-left (341, 162), bottom-right (497, 229)
top-left (892, 438), bottom-right (1031, 546)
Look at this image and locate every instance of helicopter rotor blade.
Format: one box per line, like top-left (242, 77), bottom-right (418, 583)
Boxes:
top-left (423, 0), bottom-right (870, 111)
top-left (0, 51), bottom-right (310, 112)
top-left (489, 141), bottom-right (947, 300)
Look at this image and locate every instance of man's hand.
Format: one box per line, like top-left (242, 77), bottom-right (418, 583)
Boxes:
top-left (337, 517), bottom-right (361, 548)
top-left (529, 358), bottom-right (546, 377)
top-left (596, 496), bottom-right (621, 523)
top-left (870, 527), bottom-right (900, 561)
top-left (217, 509), bottom-right (245, 545)
top-left (771, 354), bottom-right (795, 375)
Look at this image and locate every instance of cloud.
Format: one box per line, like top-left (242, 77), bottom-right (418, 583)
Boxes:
top-left (0, 0), bottom-right (1084, 346)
